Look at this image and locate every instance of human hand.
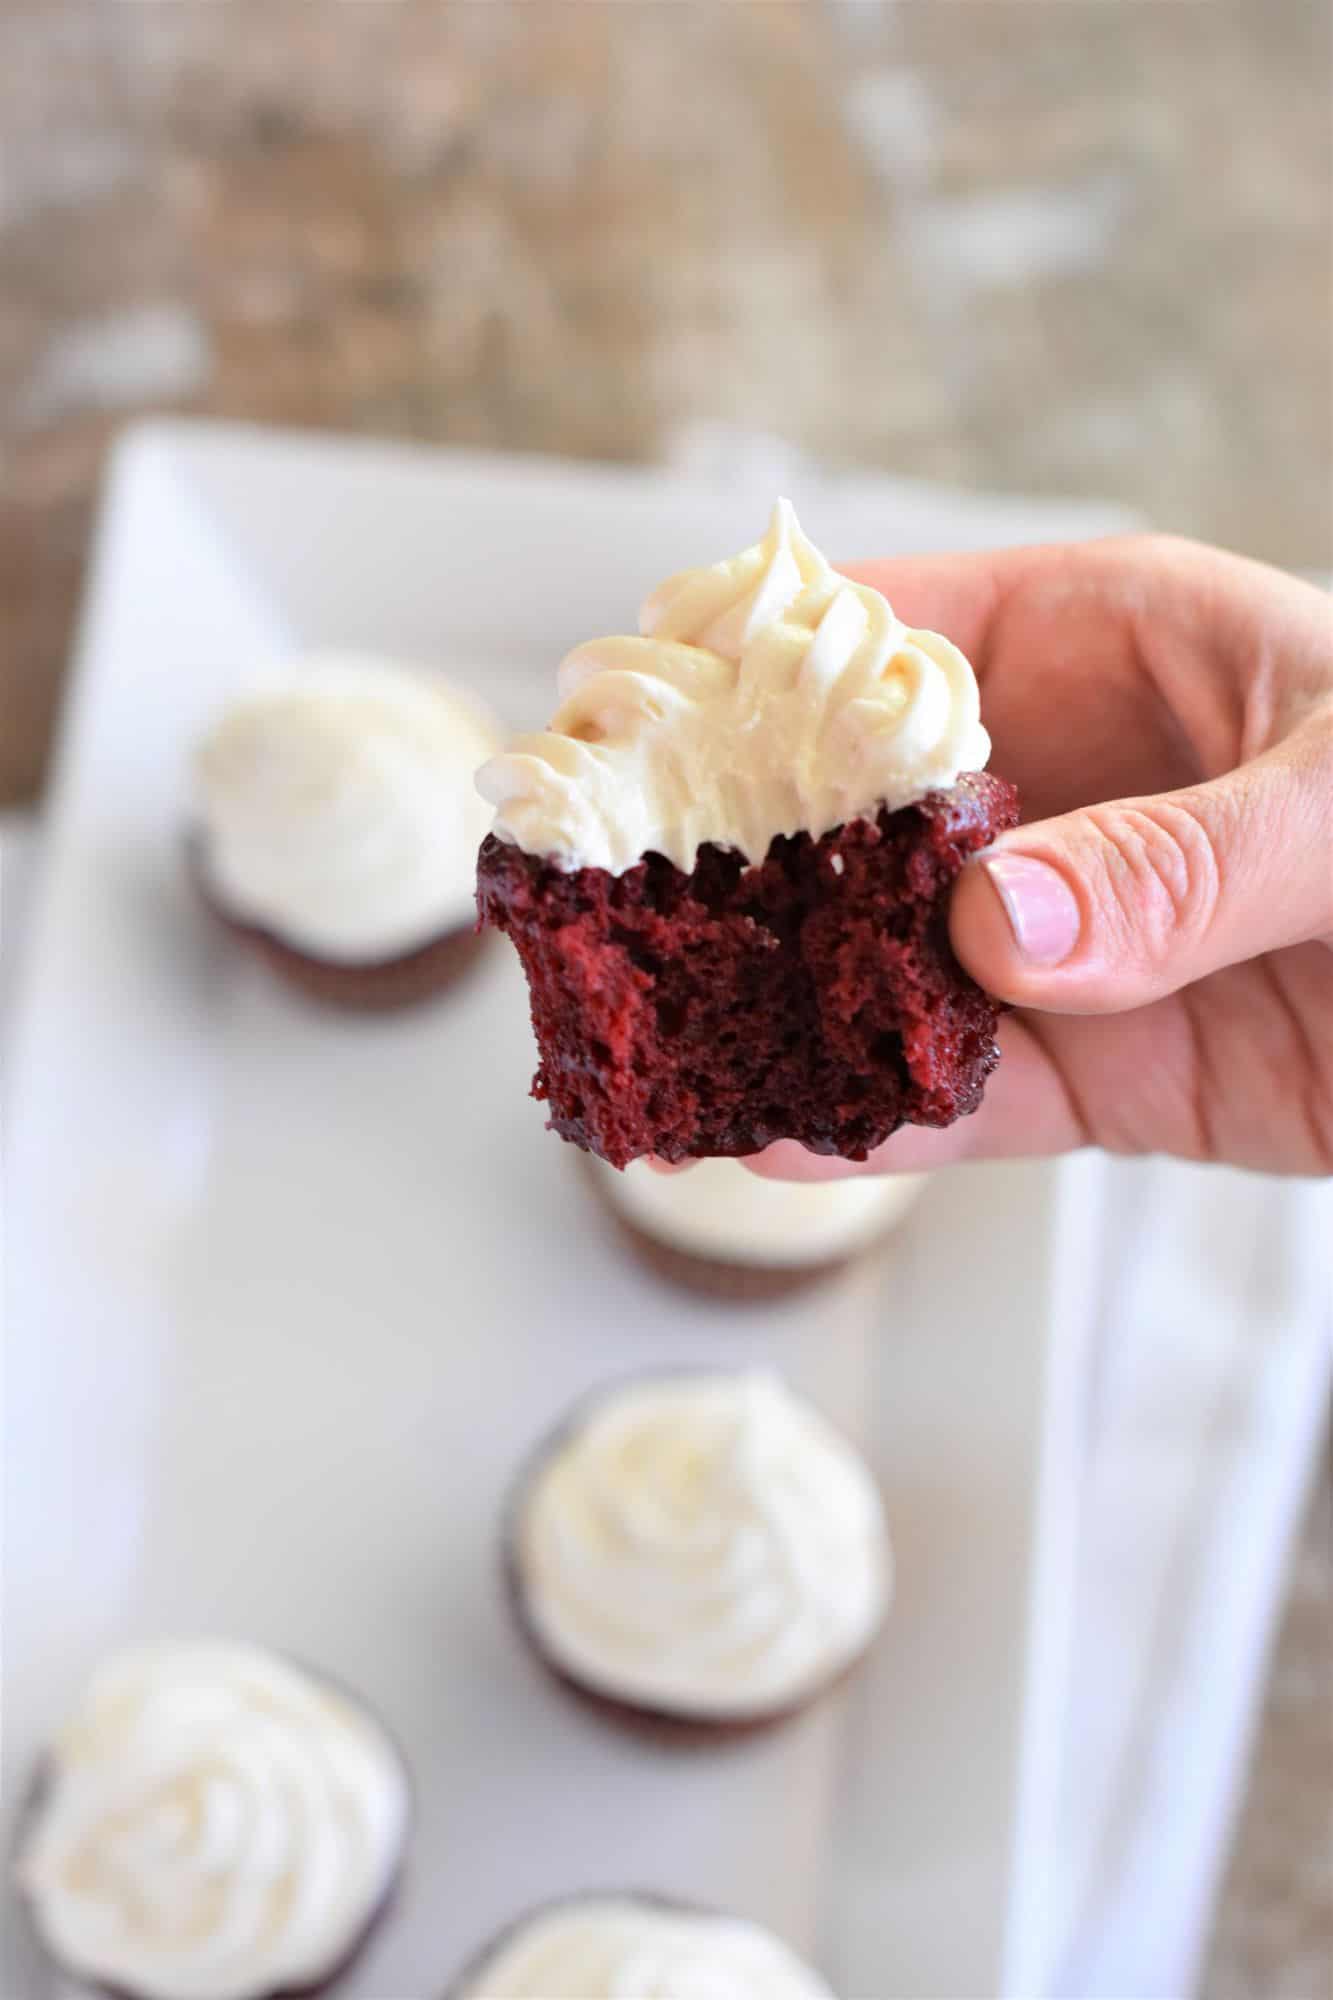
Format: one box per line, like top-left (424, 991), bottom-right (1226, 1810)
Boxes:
top-left (749, 535), bottom-right (1333, 1183)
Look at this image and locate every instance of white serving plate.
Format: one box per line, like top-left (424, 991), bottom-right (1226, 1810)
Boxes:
top-left (4, 423), bottom-right (1112, 1997)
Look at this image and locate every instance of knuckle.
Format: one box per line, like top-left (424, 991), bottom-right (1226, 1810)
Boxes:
top-left (1099, 530), bottom-right (1206, 572)
top-left (1083, 796), bottom-right (1224, 970)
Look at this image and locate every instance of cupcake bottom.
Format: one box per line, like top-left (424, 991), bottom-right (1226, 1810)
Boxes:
top-left (191, 844), bottom-right (486, 1011)
top-left (506, 1548), bottom-right (862, 1746)
top-left (214, 904), bottom-right (487, 1011)
top-left (599, 1209), bottom-right (849, 1301)
top-left (477, 770), bottom-right (1020, 1166)
top-left (582, 1155), bottom-right (925, 1301)
top-left (584, 1161), bottom-right (843, 1302)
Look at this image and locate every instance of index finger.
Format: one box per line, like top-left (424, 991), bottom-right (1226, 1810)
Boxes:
top-left (836, 546), bottom-right (1042, 673)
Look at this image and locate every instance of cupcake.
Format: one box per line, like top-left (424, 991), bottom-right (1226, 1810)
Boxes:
top-left (476, 499), bottom-right (1017, 1165)
top-left (14, 1641), bottom-right (411, 2000)
top-left (449, 1894), bottom-right (832, 1996)
top-left (587, 1153), bottom-right (926, 1298)
top-left (194, 655), bottom-right (502, 1009)
top-left (506, 1371), bottom-right (890, 1736)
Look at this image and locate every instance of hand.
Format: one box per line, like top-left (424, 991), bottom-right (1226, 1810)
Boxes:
top-left (750, 535), bottom-right (1333, 1183)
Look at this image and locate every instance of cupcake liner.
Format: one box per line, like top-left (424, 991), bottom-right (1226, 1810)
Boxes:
top-left (189, 838), bottom-right (487, 1011)
top-left (222, 911), bottom-right (487, 1012)
top-left (581, 1157), bottom-right (860, 1303)
top-left (502, 1374), bottom-right (879, 1745)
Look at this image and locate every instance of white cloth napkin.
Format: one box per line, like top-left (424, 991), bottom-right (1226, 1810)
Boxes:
top-left (1049, 1157), bottom-right (1330, 1998)
top-left (5, 476), bottom-right (1327, 1995)
top-left (1, 810), bottom-right (42, 1026)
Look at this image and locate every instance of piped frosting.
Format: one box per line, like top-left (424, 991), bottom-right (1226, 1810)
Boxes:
top-left (197, 655), bottom-right (501, 961)
top-left (515, 1372), bottom-right (890, 1718)
top-left (16, 1642), bottom-right (408, 2000)
top-left (478, 500), bottom-right (989, 874)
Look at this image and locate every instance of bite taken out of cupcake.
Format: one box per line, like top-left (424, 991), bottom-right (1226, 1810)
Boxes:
top-left (194, 654), bottom-right (502, 1010)
top-left (13, 1641), bottom-right (411, 2000)
top-left (448, 1894), bottom-right (832, 1997)
top-left (476, 500), bottom-right (1017, 1165)
top-left (505, 1370), bottom-right (890, 1738)
top-left (585, 1152), bottom-right (926, 1299)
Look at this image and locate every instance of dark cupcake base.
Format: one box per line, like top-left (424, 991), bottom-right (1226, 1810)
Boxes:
top-left (476, 771), bottom-right (1019, 1167)
top-left (189, 841), bottom-right (487, 1011)
top-left (581, 1158), bottom-right (856, 1303)
top-left (215, 908), bottom-right (486, 1012)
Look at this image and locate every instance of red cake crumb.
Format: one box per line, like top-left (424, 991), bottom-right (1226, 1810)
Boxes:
top-left (476, 770), bottom-right (1019, 1167)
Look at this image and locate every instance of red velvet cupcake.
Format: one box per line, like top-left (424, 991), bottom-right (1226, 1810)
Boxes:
top-left (194, 655), bottom-right (502, 1011)
top-left (13, 1642), bottom-right (410, 2000)
top-left (504, 1371), bottom-right (891, 1739)
top-left (476, 501), bottom-right (1017, 1165)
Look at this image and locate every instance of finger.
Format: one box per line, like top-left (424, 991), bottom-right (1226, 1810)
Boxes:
top-left (950, 722), bottom-right (1333, 1015)
top-left (743, 1016), bottom-right (1086, 1181)
top-left (837, 547), bottom-right (1037, 668)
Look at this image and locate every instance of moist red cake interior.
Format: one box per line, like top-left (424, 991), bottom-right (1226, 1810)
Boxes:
top-left (477, 770), bottom-right (1018, 1167)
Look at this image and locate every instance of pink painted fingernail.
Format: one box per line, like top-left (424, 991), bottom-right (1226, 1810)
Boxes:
top-left (978, 853), bottom-right (1081, 966)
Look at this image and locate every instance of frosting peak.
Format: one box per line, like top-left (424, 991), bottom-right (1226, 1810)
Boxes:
top-left (478, 500), bottom-right (990, 874)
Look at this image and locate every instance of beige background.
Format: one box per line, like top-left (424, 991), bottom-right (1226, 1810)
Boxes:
top-left (2, 2), bottom-right (1329, 1987)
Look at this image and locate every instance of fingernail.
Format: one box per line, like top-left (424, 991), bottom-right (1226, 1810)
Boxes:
top-left (978, 853), bottom-right (1080, 966)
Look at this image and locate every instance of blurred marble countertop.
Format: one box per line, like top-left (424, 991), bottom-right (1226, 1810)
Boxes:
top-left (2, 0), bottom-right (1330, 800)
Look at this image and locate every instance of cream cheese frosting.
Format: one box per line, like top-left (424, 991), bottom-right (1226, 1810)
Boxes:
top-left (460, 1897), bottom-right (833, 1997)
top-left (196, 655), bottom-right (502, 962)
top-left (594, 1156), bottom-right (925, 1269)
top-left (477, 498), bottom-right (990, 874)
top-left (515, 1372), bottom-right (890, 1718)
top-left (15, 1642), bottom-right (409, 2000)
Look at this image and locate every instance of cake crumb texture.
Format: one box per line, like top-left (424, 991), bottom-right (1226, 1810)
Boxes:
top-left (477, 771), bottom-right (1018, 1166)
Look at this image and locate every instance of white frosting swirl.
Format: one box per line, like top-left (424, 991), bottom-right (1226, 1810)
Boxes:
top-left (16, 1643), bottom-right (409, 2000)
top-left (477, 498), bottom-right (990, 874)
top-left (595, 1156), bottom-right (925, 1269)
top-left (461, 1897), bottom-right (832, 1998)
top-left (516, 1373), bottom-right (890, 1717)
top-left (196, 655), bottom-right (502, 962)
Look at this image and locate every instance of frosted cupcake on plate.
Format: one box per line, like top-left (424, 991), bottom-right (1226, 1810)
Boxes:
top-left (506, 1371), bottom-right (890, 1738)
top-left (194, 655), bottom-right (502, 1009)
top-left (587, 1154), bottom-right (926, 1297)
top-left (14, 1641), bottom-right (411, 2000)
top-left (448, 1894), bottom-right (832, 1996)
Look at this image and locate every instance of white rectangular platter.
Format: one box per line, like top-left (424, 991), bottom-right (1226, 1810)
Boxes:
top-left (4, 424), bottom-right (1114, 1997)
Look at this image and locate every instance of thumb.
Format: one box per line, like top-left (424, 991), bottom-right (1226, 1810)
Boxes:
top-left (950, 731), bottom-right (1333, 1014)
